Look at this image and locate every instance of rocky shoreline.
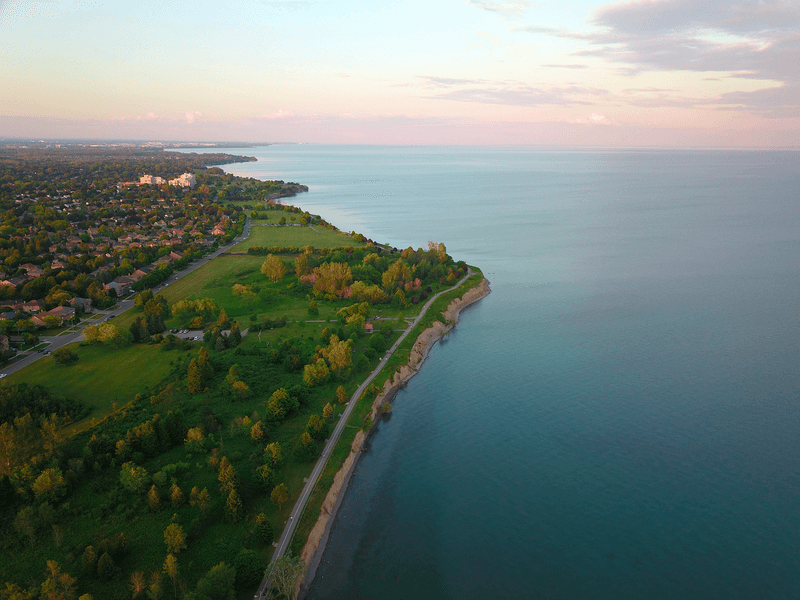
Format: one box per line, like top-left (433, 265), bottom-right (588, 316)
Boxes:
top-left (298, 277), bottom-right (491, 597)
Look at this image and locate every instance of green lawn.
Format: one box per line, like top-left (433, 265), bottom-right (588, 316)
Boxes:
top-left (6, 342), bottom-right (184, 421)
top-left (232, 224), bottom-right (366, 251)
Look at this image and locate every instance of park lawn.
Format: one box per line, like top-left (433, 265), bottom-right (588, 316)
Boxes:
top-left (232, 224), bottom-right (366, 251)
top-left (5, 342), bottom-right (185, 421)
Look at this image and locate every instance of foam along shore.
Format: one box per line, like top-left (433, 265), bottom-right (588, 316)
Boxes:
top-left (298, 277), bottom-right (491, 596)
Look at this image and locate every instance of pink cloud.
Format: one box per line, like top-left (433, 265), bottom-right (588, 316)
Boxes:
top-left (569, 113), bottom-right (613, 125)
top-left (261, 109), bottom-right (294, 119)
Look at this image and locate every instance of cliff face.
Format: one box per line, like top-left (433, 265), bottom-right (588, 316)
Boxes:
top-left (299, 277), bottom-right (491, 590)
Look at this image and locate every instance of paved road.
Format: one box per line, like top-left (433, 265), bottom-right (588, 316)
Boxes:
top-left (254, 267), bottom-right (474, 599)
top-left (0, 220), bottom-right (252, 377)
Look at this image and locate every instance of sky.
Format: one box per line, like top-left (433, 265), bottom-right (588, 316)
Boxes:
top-left (0, 0), bottom-right (798, 147)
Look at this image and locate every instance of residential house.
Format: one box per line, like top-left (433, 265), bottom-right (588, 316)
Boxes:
top-left (69, 297), bottom-right (92, 312)
top-left (46, 306), bottom-right (76, 322)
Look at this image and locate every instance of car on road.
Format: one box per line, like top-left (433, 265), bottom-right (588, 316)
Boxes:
top-left (0, 374), bottom-right (6, 379)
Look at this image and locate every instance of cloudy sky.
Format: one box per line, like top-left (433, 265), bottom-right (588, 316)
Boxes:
top-left (1, 0), bottom-right (797, 146)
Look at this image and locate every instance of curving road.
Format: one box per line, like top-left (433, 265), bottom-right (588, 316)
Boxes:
top-left (255, 267), bottom-right (474, 599)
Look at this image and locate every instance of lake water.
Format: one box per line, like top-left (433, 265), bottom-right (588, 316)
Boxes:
top-left (185, 145), bottom-right (800, 599)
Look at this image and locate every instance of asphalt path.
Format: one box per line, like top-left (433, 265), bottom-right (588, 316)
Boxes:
top-left (0, 220), bottom-right (252, 376)
top-left (254, 267), bottom-right (474, 599)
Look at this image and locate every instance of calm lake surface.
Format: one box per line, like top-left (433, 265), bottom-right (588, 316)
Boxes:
top-left (188, 145), bottom-right (800, 599)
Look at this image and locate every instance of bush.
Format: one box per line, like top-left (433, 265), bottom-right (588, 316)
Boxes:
top-left (53, 347), bottom-right (79, 364)
top-left (234, 549), bottom-right (264, 591)
top-left (369, 332), bottom-right (386, 353)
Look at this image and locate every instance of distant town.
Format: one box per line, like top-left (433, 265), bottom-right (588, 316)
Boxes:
top-left (0, 146), bottom-right (306, 358)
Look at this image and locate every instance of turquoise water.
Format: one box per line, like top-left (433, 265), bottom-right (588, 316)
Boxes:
top-left (186, 146), bottom-right (800, 599)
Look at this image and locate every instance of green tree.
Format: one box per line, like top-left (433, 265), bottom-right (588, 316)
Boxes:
top-left (228, 322), bottom-right (241, 347)
top-left (267, 388), bottom-right (289, 419)
top-left (195, 562), bottom-right (236, 600)
top-left (267, 555), bottom-right (305, 600)
top-left (255, 513), bottom-right (273, 545)
top-left (129, 317), bottom-right (146, 343)
top-left (97, 552), bottom-right (115, 580)
top-left (41, 560), bottom-right (78, 600)
top-left (163, 523), bottom-right (187, 555)
top-left (297, 432), bottom-right (316, 461)
top-left (198, 347), bottom-right (214, 380)
top-left (135, 289), bottom-right (154, 310)
top-left (234, 549), bottom-right (263, 592)
top-left (119, 462), bottom-right (149, 493)
top-left (264, 442), bottom-right (282, 468)
top-left (302, 358), bottom-right (329, 386)
top-left (31, 468), bottom-right (67, 503)
top-left (255, 464), bottom-right (274, 491)
top-left (306, 414), bottom-right (328, 441)
top-left (369, 332), bottom-right (387, 353)
top-left (82, 546), bottom-right (97, 577)
top-left (0, 582), bottom-right (37, 599)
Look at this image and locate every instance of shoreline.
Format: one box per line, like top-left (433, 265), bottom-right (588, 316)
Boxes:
top-left (298, 277), bottom-right (491, 597)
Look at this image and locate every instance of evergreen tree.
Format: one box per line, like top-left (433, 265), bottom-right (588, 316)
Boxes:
top-left (163, 523), bottom-right (187, 555)
top-left (82, 545), bottom-right (97, 577)
top-left (130, 571), bottom-right (146, 598)
top-left (225, 489), bottom-right (241, 522)
top-left (228, 322), bottom-right (241, 347)
top-left (97, 552), bottom-right (115, 580)
top-left (147, 484), bottom-right (160, 511)
top-left (250, 420), bottom-right (265, 442)
top-left (186, 359), bottom-right (202, 395)
top-left (197, 347), bottom-right (214, 381)
top-left (336, 385), bottom-right (348, 404)
top-left (169, 483), bottom-right (183, 508)
top-left (217, 457), bottom-right (236, 495)
top-left (264, 442), bottom-right (282, 468)
top-left (255, 513), bottom-right (273, 545)
top-left (162, 554), bottom-right (178, 599)
top-left (129, 318), bottom-right (145, 343)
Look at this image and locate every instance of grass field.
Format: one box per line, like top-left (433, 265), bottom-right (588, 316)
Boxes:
top-left (5, 342), bottom-right (187, 421)
top-left (232, 224), bottom-right (366, 251)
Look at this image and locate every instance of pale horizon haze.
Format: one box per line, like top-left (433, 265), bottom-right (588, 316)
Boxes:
top-left (1, 0), bottom-right (798, 148)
